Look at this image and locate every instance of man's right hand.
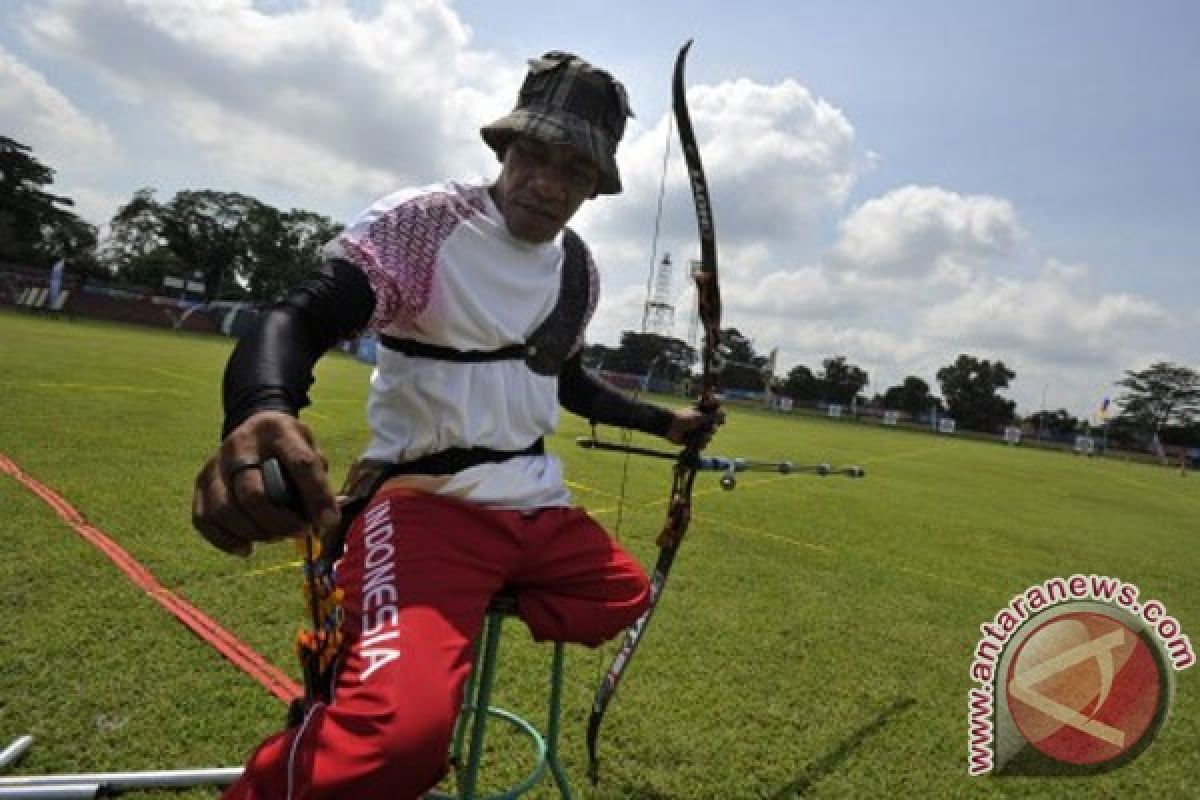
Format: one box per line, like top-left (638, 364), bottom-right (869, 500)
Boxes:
top-left (191, 411), bottom-right (340, 557)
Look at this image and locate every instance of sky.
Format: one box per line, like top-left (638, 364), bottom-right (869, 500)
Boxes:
top-left (2, 0), bottom-right (1197, 419)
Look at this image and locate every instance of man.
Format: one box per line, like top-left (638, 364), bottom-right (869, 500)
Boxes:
top-left (192, 51), bottom-right (718, 799)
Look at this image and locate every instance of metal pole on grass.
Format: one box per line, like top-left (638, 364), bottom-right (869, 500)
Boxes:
top-left (0, 739), bottom-right (33, 772)
top-left (0, 785), bottom-right (100, 799)
top-left (0, 736), bottom-right (240, 797)
top-left (0, 768), bottom-right (242, 794)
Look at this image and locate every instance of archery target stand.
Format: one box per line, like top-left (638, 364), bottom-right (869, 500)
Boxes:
top-left (428, 592), bottom-right (574, 800)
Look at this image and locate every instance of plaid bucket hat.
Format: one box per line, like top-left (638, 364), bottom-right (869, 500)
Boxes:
top-left (482, 51), bottom-right (632, 195)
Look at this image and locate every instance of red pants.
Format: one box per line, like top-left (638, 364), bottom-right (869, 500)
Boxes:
top-left (223, 488), bottom-right (651, 800)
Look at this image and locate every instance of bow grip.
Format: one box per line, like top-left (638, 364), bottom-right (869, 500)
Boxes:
top-left (262, 457), bottom-right (309, 521)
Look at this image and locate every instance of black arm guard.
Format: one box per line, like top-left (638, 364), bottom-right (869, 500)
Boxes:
top-left (221, 259), bottom-right (375, 439)
top-left (558, 351), bottom-right (674, 437)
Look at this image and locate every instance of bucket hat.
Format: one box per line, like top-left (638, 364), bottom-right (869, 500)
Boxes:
top-left (481, 51), bottom-right (632, 195)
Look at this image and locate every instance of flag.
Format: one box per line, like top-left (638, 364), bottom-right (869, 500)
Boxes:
top-left (48, 259), bottom-right (65, 306)
top-left (1097, 396), bottom-right (1111, 422)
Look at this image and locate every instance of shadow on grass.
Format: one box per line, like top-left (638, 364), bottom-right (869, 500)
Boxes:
top-left (769, 697), bottom-right (917, 798)
top-left (610, 789), bottom-right (674, 800)
top-left (993, 741), bottom-right (1160, 777)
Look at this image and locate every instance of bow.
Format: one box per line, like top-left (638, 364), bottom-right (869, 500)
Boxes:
top-left (585, 38), bottom-right (722, 783)
top-left (261, 458), bottom-right (344, 716)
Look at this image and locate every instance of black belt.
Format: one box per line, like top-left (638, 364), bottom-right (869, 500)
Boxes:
top-left (383, 439), bottom-right (545, 478)
top-left (379, 334), bottom-right (534, 362)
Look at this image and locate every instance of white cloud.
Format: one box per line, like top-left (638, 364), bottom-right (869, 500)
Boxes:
top-left (697, 185), bottom-right (1180, 415)
top-left (589, 280), bottom-right (651, 350)
top-left (581, 105), bottom-right (1182, 417)
top-left (919, 260), bottom-right (1170, 364)
top-left (58, 185), bottom-right (125, 229)
top-left (690, 78), bottom-right (861, 237)
top-left (0, 44), bottom-right (119, 173)
top-left (176, 95), bottom-right (399, 198)
top-left (583, 74), bottom-right (864, 269)
top-left (829, 185), bottom-right (1022, 282)
top-left (23, 0), bottom-right (517, 201)
top-left (870, 255), bottom-right (1175, 413)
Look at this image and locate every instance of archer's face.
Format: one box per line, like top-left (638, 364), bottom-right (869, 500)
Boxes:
top-left (492, 136), bottom-right (600, 243)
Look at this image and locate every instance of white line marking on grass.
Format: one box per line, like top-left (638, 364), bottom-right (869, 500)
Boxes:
top-left (241, 560), bottom-right (303, 577)
top-left (564, 480), bottom-right (622, 500)
top-left (579, 478), bottom-right (989, 588)
top-left (580, 470), bottom-right (849, 542)
top-left (586, 475), bottom-right (794, 516)
top-left (3, 381), bottom-right (191, 397)
top-left (718, 519), bottom-right (834, 553)
top-left (857, 444), bottom-right (958, 467)
top-left (895, 565), bottom-right (989, 592)
top-left (601, 456), bottom-right (1001, 590)
top-left (692, 475), bottom-right (792, 498)
top-left (710, 518), bottom-right (993, 587)
top-left (586, 474), bottom-right (805, 519)
top-left (168, 559), bottom-right (303, 593)
top-left (148, 367), bottom-right (206, 385)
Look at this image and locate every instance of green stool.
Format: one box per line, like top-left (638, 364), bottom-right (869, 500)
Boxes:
top-left (427, 593), bottom-right (574, 800)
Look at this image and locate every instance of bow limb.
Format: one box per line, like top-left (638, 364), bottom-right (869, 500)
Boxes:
top-left (673, 39), bottom-right (722, 415)
top-left (585, 38), bottom-right (722, 784)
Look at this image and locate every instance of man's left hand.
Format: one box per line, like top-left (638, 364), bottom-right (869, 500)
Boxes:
top-left (665, 407), bottom-right (725, 448)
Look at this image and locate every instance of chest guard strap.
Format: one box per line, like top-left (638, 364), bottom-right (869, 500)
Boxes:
top-left (379, 227), bottom-right (590, 376)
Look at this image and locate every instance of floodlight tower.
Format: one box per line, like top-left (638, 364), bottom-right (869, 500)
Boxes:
top-left (641, 253), bottom-right (675, 336)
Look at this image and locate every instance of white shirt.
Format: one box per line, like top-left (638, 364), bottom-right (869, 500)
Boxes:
top-left (332, 180), bottom-right (598, 509)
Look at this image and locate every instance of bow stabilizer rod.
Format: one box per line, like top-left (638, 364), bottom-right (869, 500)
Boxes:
top-left (576, 436), bottom-right (865, 488)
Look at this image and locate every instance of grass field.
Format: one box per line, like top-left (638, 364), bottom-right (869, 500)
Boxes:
top-left (0, 308), bottom-right (1196, 799)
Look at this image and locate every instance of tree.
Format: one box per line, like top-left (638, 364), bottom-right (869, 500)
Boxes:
top-left (0, 136), bottom-right (97, 269)
top-left (882, 376), bottom-right (941, 416)
top-left (106, 189), bottom-right (262, 301)
top-left (104, 190), bottom-right (342, 302)
top-left (582, 342), bottom-right (615, 370)
top-left (1027, 409), bottom-right (1080, 439)
top-left (819, 356), bottom-right (869, 405)
top-left (779, 364), bottom-right (821, 405)
top-left (1114, 362), bottom-right (1200, 437)
top-left (99, 188), bottom-right (179, 288)
top-left (120, 247), bottom-right (190, 291)
top-left (242, 207), bottom-right (343, 302)
top-left (604, 331), bottom-right (695, 384)
top-left (936, 354), bottom-right (1016, 432)
top-left (718, 328), bottom-right (770, 392)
